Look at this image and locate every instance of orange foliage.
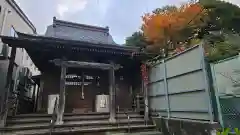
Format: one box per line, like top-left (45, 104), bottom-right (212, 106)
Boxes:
top-left (142, 2), bottom-right (207, 50)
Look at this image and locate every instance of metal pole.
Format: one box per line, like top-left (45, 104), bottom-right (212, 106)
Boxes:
top-left (162, 60), bottom-right (170, 118)
top-left (211, 64), bottom-right (224, 126)
top-left (199, 44), bottom-right (214, 122)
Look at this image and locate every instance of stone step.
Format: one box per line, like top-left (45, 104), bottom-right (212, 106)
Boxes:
top-left (2, 119), bottom-right (152, 131)
top-left (7, 115), bottom-right (144, 124)
top-left (9, 113), bottom-right (142, 120)
top-left (3, 124), bottom-right (156, 135)
top-left (9, 111), bottom-right (140, 118)
top-left (109, 131), bottom-right (163, 135)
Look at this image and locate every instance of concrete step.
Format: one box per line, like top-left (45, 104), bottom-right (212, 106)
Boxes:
top-left (3, 112), bottom-right (156, 135)
top-left (9, 111), bottom-right (140, 118)
top-left (7, 117), bottom-right (146, 127)
top-left (9, 113), bottom-right (142, 119)
top-left (3, 124), bottom-right (156, 135)
top-left (2, 119), bottom-right (152, 131)
top-left (7, 114), bottom-right (144, 124)
top-left (130, 131), bottom-right (162, 135)
top-left (109, 131), bottom-right (163, 135)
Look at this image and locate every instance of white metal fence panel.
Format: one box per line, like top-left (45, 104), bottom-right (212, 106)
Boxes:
top-left (149, 45), bottom-right (213, 121)
top-left (211, 55), bottom-right (240, 129)
top-left (211, 55), bottom-right (240, 95)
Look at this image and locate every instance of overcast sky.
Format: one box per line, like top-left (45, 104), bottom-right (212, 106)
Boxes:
top-left (15, 0), bottom-right (240, 44)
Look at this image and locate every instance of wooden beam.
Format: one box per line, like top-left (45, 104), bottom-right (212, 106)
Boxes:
top-left (109, 62), bottom-right (116, 123)
top-left (50, 59), bottom-right (121, 70)
top-left (56, 65), bottom-right (67, 125)
top-left (0, 47), bottom-right (17, 127)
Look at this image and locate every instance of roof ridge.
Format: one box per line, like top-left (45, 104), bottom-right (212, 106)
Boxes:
top-left (53, 17), bottom-right (109, 33)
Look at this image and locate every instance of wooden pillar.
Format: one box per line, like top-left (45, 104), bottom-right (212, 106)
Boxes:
top-left (35, 86), bottom-right (39, 112)
top-left (109, 62), bottom-right (116, 123)
top-left (32, 84), bottom-right (37, 112)
top-left (81, 72), bottom-right (84, 100)
top-left (0, 47), bottom-right (16, 127)
top-left (32, 85), bottom-right (36, 101)
top-left (37, 77), bottom-right (44, 112)
top-left (56, 65), bottom-right (66, 125)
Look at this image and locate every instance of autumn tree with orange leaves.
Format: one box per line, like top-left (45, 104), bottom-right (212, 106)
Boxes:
top-left (142, 2), bottom-right (208, 55)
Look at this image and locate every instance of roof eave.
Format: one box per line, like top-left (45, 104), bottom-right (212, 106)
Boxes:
top-left (16, 32), bottom-right (141, 51)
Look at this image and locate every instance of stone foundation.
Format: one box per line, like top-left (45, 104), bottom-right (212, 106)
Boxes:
top-left (152, 117), bottom-right (220, 135)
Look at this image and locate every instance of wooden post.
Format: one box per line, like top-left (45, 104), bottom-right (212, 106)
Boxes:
top-left (81, 72), bottom-right (84, 100)
top-left (0, 47), bottom-right (16, 127)
top-left (56, 65), bottom-right (66, 125)
top-left (34, 85), bottom-right (40, 112)
top-left (50, 59), bottom-right (120, 123)
top-left (37, 77), bottom-right (44, 112)
top-left (109, 62), bottom-right (116, 123)
top-left (32, 84), bottom-right (37, 112)
top-left (32, 85), bottom-right (36, 101)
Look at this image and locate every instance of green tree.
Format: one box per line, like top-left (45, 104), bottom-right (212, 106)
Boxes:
top-left (125, 31), bottom-right (148, 48)
top-left (199, 0), bottom-right (240, 34)
top-left (153, 5), bottom-right (178, 14)
top-left (206, 32), bottom-right (240, 61)
top-left (126, 0), bottom-right (240, 60)
top-left (197, 0), bottom-right (240, 61)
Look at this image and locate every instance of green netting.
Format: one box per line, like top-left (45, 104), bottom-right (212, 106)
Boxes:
top-left (219, 97), bottom-right (240, 130)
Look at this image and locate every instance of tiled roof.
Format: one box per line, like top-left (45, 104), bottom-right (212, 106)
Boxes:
top-left (45, 17), bottom-right (117, 45)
